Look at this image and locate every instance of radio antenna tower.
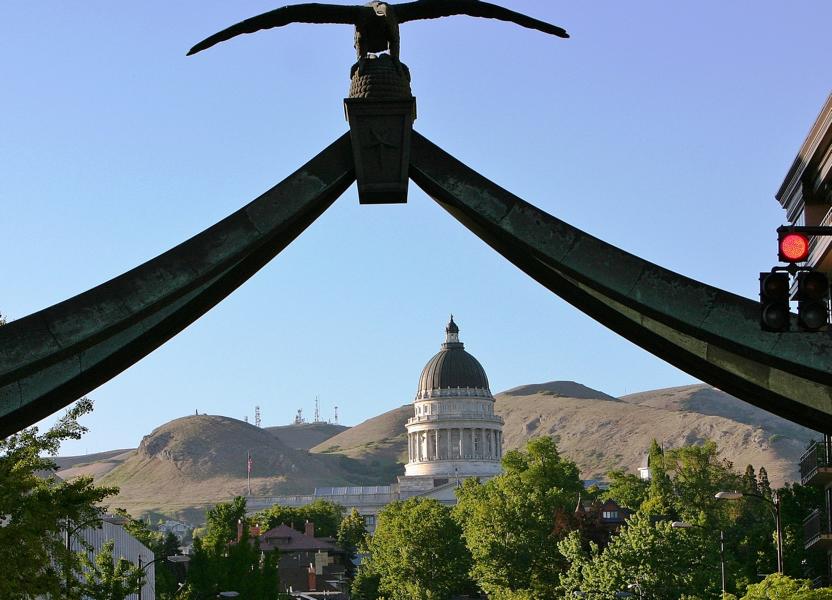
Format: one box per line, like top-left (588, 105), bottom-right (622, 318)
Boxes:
top-left (314, 395), bottom-right (321, 423)
top-left (255, 406), bottom-right (261, 428)
top-left (333, 405), bottom-right (339, 425)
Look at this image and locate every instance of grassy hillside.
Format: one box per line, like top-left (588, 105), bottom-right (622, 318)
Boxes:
top-left (95, 415), bottom-right (354, 521)
top-left (496, 382), bottom-right (817, 484)
top-left (309, 405), bottom-right (411, 480)
top-left (265, 422), bottom-right (349, 450)
top-left (59, 382), bottom-right (820, 524)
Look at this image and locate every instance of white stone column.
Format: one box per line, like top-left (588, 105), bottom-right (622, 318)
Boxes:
top-left (458, 428), bottom-right (463, 458)
top-left (435, 430), bottom-right (440, 461)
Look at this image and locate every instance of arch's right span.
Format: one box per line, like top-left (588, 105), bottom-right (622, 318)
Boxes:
top-left (409, 131), bottom-right (832, 432)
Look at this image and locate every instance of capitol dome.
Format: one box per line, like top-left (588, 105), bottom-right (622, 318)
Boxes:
top-left (417, 316), bottom-right (490, 394)
top-left (403, 317), bottom-right (504, 481)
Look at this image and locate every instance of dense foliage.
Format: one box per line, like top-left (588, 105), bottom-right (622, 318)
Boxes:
top-left (183, 497), bottom-right (279, 599)
top-left (77, 540), bottom-right (144, 600)
top-left (253, 498), bottom-right (344, 537)
top-left (562, 439), bottom-right (825, 598)
top-left (0, 399), bottom-right (119, 600)
top-left (337, 507), bottom-right (367, 577)
top-left (367, 497), bottom-right (473, 600)
top-left (454, 436), bottom-right (584, 599)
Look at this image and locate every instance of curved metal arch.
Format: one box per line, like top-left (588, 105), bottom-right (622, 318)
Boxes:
top-left (0, 134), bottom-right (354, 437)
top-left (2, 126), bottom-right (832, 437)
top-left (408, 131), bottom-right (832, 432)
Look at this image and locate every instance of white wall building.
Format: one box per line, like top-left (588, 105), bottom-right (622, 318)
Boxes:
top-left (71, 517), bottom-right (156, 600)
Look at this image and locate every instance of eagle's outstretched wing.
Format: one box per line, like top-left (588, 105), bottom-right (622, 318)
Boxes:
top-left (395, 0), bottom-right (569, 38)
top-left (188, 3), bottom-right (371, 55)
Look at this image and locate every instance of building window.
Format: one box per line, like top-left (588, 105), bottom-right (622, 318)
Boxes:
top-left (363, 515), bottom-right (376, 526)
top-left (602, 511), bottom-right (618, 520)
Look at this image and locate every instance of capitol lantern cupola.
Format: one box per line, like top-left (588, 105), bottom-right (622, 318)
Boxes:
top-left (404, 317), bottom-right (504, 482)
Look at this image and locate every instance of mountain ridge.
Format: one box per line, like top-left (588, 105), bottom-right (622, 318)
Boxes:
top-left (57, 381), bottom-right (820, 523)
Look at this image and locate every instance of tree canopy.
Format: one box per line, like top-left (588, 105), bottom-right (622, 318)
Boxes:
top-left (454, 436), bottom-right (584, 599)
top-left (0, 399), bottom-right (118, 600)
top-left (369, 497), bottom-right (472, 600)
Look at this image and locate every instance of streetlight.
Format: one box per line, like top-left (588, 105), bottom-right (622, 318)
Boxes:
top-left (136, 554), bottom-right (191, 600)
top-left (672, 521), bottom-right (726, 599)
top-left (715, 490), bottom-right (783, 574)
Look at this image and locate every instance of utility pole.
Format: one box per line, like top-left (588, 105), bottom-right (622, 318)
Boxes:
top-left (774, 491), bottom-right (784, 574)
top-left (720, 530), bottom-right (726, 599)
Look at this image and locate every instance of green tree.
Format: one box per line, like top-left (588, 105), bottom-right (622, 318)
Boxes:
top-left (370, 497), bottom-right (472, 600)
top-left (254, 498), bottom-right (344, 537)
top-left (0, 399), bottom-right (118, 600)
top-left (77, 539), bottom-right (144, 600)
top-left (454, 436), bottom-right (583, 599)
top-left (203, 496), bottom-right (247, 551)
top-left (351, 558), bottom-right (381, 600)
top-left (602, 470), bottom-right (648, 511)
top-left (337, 507), bottom-right (367, 577)
top-left (740, 573), bottom-right (832, 599)
top-left (184, 499), bottom-right (278, 599)
top-left (557, 513), bottom-right (716, 599)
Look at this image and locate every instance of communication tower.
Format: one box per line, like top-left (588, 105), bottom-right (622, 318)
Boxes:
top-left (333, 405), bottom-right (339, 425)
top-left (255, 406), bottom-right (262, 428)
top-left (314, 395), bottom-right (321, 423)
top-left (294, 408), bottom-right (305, 425)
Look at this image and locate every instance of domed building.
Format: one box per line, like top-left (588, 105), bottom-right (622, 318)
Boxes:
top-left (401, 317), bottom-right (503, 486)
top-left (254, 317), bottom-right (503, 532)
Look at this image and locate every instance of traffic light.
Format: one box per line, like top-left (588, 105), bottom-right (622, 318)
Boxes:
top-left (778, 231), bottom-right (810, 263)
top-left (759, 272), bottom-right (790, 332)
top-left (796, 271), bottom-right (830, 331)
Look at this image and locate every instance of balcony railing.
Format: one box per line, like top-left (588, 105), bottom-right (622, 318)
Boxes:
top-left (799, 440), bottom-right (832, 485)
top-left (803, 510), bottom-right (829, 548)
top-left (805, 509), bottom-right (831, 549)
top-left (807, 206), bottom-right (832, 266)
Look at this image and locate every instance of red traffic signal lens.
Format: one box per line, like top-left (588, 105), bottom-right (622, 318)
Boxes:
top-left (779, 233), bottom-right (810, 262)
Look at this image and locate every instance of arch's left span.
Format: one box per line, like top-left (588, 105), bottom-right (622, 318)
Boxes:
top-left (0, 134), bottom-right (354, 437)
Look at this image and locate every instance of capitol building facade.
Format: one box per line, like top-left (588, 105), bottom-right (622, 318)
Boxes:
top-left (251, 317), bottom-right (504, 530)
top-left (401, 317), bottom-right (503, 487)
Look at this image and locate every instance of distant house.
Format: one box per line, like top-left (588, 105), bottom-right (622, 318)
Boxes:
top-left (574, 497), bottom-right (631, 548)
top-left (258, 521), bottom-right (348, 597)
top-left (638, 453), bottom-right (652, 480)
top-left (157, 519), bottom-right (190, 542)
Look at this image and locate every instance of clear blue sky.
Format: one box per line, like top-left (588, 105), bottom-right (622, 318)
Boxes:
top-left (1, 2), bottom-right (830, 455)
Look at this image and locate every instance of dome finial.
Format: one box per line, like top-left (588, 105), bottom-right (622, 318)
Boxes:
top-left (445, 315), bottom-right (459, 343)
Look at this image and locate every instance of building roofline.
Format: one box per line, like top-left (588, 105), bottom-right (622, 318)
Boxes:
top-left (776, 92), bottom-right (832, 207)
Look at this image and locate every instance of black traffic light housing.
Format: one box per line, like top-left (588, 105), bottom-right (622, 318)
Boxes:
top-left (796, 270), bottom-right (830, 331)
top-left (759, 272), bottom-right (790, 332)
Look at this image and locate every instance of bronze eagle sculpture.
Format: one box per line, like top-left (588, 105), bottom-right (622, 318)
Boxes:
top-left (187, 1), bottom-right (568, 69)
